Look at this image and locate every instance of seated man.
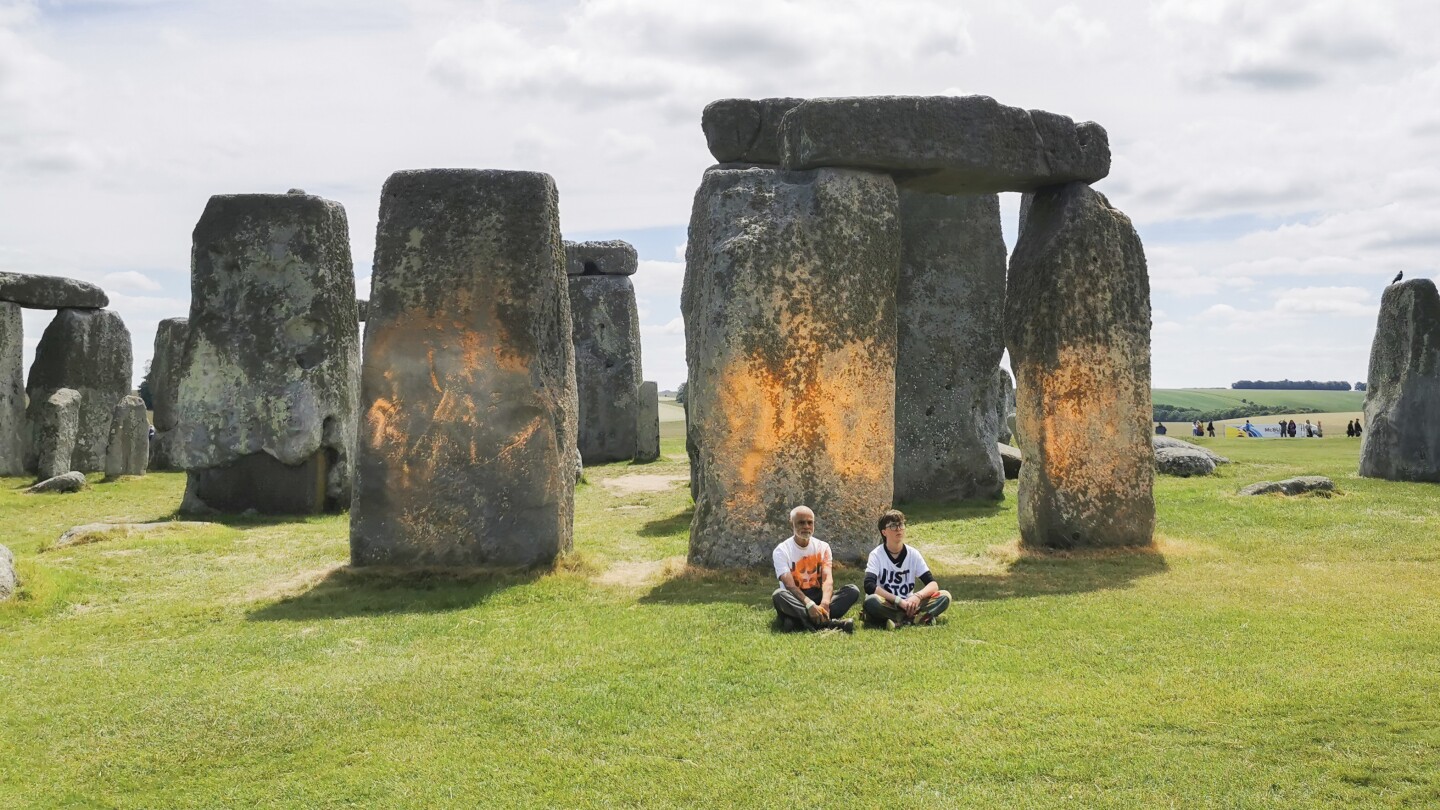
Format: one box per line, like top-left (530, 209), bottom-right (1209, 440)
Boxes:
top-left (862, 509), bottom-right (950, 629)
top-left (771, 505), bottom-right (859, 633)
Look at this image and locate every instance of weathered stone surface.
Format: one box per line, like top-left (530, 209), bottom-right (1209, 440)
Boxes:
top-left (147, 317), bottom-right (188, 470)
top-left (1153, 435), bottom-right (1229, 464)
top-left (0, 543), bottom-right (15, 601)
top-left (1006, 182), bottom-right (1154, 549)
top-left (27, 470), bottom-right (86, 493)
top-left (702, 97), bottom-right (804, 164)
top-left (25, 309), bottom-right (131, 472)
top-left (53, 521), bottom-right (217, 550)
top-left (0, 303), bottom-right (23, 475)
top-left (635, 380), bottom-right (660, 463)
top-left (684, 166), bottom-right (900, 566)
top-left (1359, 279), bottom-right (1440, 482)
top-left (999, 442), bottom-right (1022, 480)
top-left (104, 395), bottom-right (149, 479)
top-left (0, 271), bottom-right (108, 309)
top-left (1154, 446), bottom-right (1216, 477)
top-left (894, 190), bottom-right (1006, 502)
top-left (1239, 476), bottom-right (1334, 496)
top-left (356, 299), bottom-right (368, 322)
top-left (780, 96), bottom-right (1110, 195)
top-left (351, 169), bottom-right (577, 568)
top-left (992, 366), bottom-right (1016, 445)
top-left (565, 240), bottom-right (638, 277)
top-left (30, 388), bottom-right (81, 481)
top-left (176, 191), bottom-right (359, 513)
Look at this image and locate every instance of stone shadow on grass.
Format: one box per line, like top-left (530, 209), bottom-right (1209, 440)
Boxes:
top-left (246, 566), bottom-right (542, 621)
top-left (638, 506), bottom-right (693, 538)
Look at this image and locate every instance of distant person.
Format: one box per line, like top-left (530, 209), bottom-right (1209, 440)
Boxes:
top-left (1347, 420), bottom-right (1355, 437)
top-left (1207, 421), bottom-right (1216, 437)
top-left (1316, 420), bottom-right (1323, 438)
top-left (771, 505), bottom-right (858, 633)
top-left (862, 510), bottom-right (951, 629)
top-left (1355, 419), bottom-right (1363, 438)
top-left (1304, 419), bottom-right (1314, 438)
top-left (1193, 420), bottom-right (1203, 437)
top-left (1155, 422), bottom-right (1167, 435)
top-left (1288, 419), bottom-right (1298, 438)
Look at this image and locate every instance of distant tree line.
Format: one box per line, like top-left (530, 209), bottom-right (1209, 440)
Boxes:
top-left (1230, 380), bottom-right (1352, 391)
top-left (1355, 382), bottom-right (1367, 391)
top-left (1154, 404), bottom-right (1323, 423)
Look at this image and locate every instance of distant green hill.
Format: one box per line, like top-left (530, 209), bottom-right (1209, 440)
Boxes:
top-left (1152, 388), bottom-right (1364, 421)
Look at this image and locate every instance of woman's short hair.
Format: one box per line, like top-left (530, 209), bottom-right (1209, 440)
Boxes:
top-left (877, 509), bottom-right (905, 535)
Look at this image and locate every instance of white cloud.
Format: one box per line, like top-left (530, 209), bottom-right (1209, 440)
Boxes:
top-left (102, 270), bottom-right (162, 292)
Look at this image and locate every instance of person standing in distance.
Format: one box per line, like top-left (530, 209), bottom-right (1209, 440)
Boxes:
top-left (862, 510), bottom-right (951, 629)
top-left (771, 505), bottom-right (859, 633)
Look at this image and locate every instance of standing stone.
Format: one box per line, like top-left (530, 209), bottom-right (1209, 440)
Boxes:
top-left (31, 388), bottom-right (81, 481)
top-left (0, 271), bottom-right (108, 309)
top-left (351, 169), bottom-right (577, 568)
top-left (25, 309), bottom-right (131, 472)
top-left (104, 394), bottom-right (148, 479)
top-left (1006, 182), bottom-right (1154, 549)
top-left (701, 97), bottom-right (804, 165)
top-left (1359, 278), bottom-right (1440, 481)
top-left (0, 543), bottom-right (15, 601)
top-left (566, 240), bottom-right (642, 464)
top-left (992, 366), bottom-right (1016, 445)
top-left (148, 317), bottom-right (188, 470)
top-left (635, 381), bottom-right (660, 463)
top-left (177, 191), bottom-right (359, 514)
top-left (0, 303), bottom-right (23, 475)
top-left (684, 166), bottom-right (900, 566)
top-left (894, 190), bottom-right (1006, 502)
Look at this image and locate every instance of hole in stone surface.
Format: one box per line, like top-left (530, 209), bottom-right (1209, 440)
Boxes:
top-left (605, 361), bottom-right (615, 369)
top-left (295, 344), bottom-right (325, 370)
top-left (925, 406), bottom-right (934, 417)
top-left (582, 260), bottom-right (602, 276)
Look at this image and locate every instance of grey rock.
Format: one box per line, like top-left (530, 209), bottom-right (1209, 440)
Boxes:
top-left (30, 388), bottom-right (81, 481)
top-left (356, 299), bottom-right (368, 322)
top-left (0, 543), bottom-right (14, 600)
top-left (779, 95), bottom-right (1110, 194)
top-left (998, 442), bottom-right (1022, 480)
top-left (1359, 279), bottom-right (1440, 481)
top-left (27, 470), bottom-right (86, 493)
top-left (1153, 435), bottom-right (1229, 464)
top-left (894, 190), bottom-right (1006, 502)
top-left (104, 394), bottom-right (149, 479)
top-left (176, 191), bottom-right (359, 513)
top-left (0, 303), bottom-right (23, 475)
top-left (1154, 446), bottom-right (1216, 477)
top-left (992, 366), bottom-right (1016, 445)
top-left (702, 97), bottom-right (804, 164)
top-left (0, 271), bottom-right (108, 309)
top-left (147, 317), bottom-right (188, 470)
top-left (567, 242), bottom-right (642, 463)
top-left (1239, 476), bottom-right (1335, 496)
top-left (1006, 182), bottom-right (1154, 549)
top-left (25, 309), bottom-right (132, 472)
top-left (53, 520), bottom-right (218, 550)
top-left (684, 166), bottom-right (900, 566)
top-left (1006, 412), bottom-right (1017, 446)
top-left (565, 240), bottom-right (638, 277)
top-left (351, 169), bottom-right (577, 568)
top-left (573, 447), bottom-right (585, 485)
top-left (635, 380), bottom-right (660, 463)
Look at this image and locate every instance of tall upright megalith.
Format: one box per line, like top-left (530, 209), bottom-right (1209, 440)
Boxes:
top-left (0, 303), bottom-right (23, 475)
top-left (1359, 278), bottom-right (1440, 481)
top-left (684, 166), bottom-right (900, 566)
top-left (1006, 182), bottom-right (1154, 549)
top-left (25, 309), bottom-right (132, 472)
top-left (176, 191), bottom-right (359, 514)
top-left (893, 189), bottom-right (1006, 502)
top-left (351, 169), bottom-right (577, 568)
top-left (104, 394), bottom-right (148, 479)
top-left (635, 380), bottom-right (660, 463)
top-left (992, 365), bottom-right (1016, 445)
top-left (148, 317), bottom-right (188, 470)
top-left (566, 240), bottom-right (642, 464)
top-left (32, 388), bottom-right (81, 481)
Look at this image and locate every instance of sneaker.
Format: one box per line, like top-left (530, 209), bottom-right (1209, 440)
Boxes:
top-left (829, 618), bottom-right (855, 634)
top-left (778, 616), bottom-right (801, 632)
top-left (883, 618), bottom-right (897, 631)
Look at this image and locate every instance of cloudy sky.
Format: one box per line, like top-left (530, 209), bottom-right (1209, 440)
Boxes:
top-left (2, 0), bottom-right (1437, 390)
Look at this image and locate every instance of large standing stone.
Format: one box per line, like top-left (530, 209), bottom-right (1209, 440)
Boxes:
top-left (684, 166), bottom-right (900, 566)
top-left (351, 169), bottom-right (577, 568)
top-left (992, 366), bottom-right (1016, 445)
top-left (1006, 182), bottom-right (1154, 549)
top-left (25, 309), bottom-right (131, 472)
top-left (0, 303), bottom-right (23, 475)
top-left (635, 380), bottom-right (660, 463)
top-left (893, 190), bottom-right (1006, 502)
top-left (566, 240), bottom-right (643, 464)
top-left (176, 191), bottom-right (359, 514)
top-left (779, 96), bottom-right (1110, 195)
top-left (0, 271), bottom-right (108, 309)
top-left (104, 394), bottom-right (148, 479)
top-left (1359, 278), bottom-right (1440, 481)
top-left (701, 97), bottom-right (803, 164)
top-left (148, 317), bottom-right (188, 470)
top-left (0, 543), bottom-right (15, 601)
top-left (31, 388), bottom-right (81, 481)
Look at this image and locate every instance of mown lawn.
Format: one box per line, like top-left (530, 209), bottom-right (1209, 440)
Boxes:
top-left (1152, 387), bottom-right (1364, 412)
top-left (2, 435), bottom-right (1438, 808)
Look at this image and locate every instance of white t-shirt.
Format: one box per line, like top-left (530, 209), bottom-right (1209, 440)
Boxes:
top-left (773, 536), bottom-right (832, 591)
top-left (865, 544), bottom-right (931, 599)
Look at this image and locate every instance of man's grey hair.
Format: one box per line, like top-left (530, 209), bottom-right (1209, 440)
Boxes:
top-left (789, 505), bottom-right (814, 521)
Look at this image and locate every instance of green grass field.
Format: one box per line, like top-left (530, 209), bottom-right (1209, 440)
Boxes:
top-left (1153, 387), bottom-right (1364, 412)
top-left (3, 434), bottom-right (1438, 807)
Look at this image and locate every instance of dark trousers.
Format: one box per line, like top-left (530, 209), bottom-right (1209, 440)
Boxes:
top-left (772, 584), bottom-right (860, 628)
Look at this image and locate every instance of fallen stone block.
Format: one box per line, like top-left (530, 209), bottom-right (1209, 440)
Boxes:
top-left (1154, 446), bottom-right (1217, 477)
top-left (0, 271), bottom-right (108, 309)
top-left (999, 442), bottom-right (1022, 480)
top-left (27, 471), bottom-right (86, 493)
top-left (1153, 435), bottom-right (1230, 464)
top-left (51, 521), bottom-right (219, 550)
top-left (1239, 476), bottom-right (1334, 496)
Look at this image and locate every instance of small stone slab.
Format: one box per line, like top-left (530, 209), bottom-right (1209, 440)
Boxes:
top-left (1155, 446), bottom-right (1217, 477)
top-left (565, 240), bottom-right (638, 276)
top-left (0, 543), bottom-right (15, 601)
top-left (32, 388), bottom-right (81, 481)
top-left (52, 521), bottom-right (218, 550)
top-left (634, 381), bottom-right (660, 463)
top-left (0, 271), bottom-right (108, 310)
top-left (27, 470), bottom-right (86, 493)
top-left (779, 95), bottom-right (1110, 194)
top-left (1153, 435), bottom-right (1230, 464)
top-left (702, 97), bottom-right (803, 164)
top-left (998, 443), bottom-right (1022, 480)
top-left (1239, 476), bottom-right (1335, 496)
top-left (104, 394), bottom-right (149, 479)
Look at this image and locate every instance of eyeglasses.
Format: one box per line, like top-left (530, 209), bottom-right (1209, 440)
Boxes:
top-left (794, 520), bottom-right (814, 525)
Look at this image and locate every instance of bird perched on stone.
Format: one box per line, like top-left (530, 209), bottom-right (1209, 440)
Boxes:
top-left (1392, 271), bottom-right (1404, 284)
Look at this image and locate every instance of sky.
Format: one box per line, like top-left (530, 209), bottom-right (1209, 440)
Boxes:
top-left (2, 0), bottom-right (1437, 391)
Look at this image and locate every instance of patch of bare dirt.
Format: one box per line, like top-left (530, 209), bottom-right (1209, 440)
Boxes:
top-left (599, 474), bottom-right (687, 495)
top-left (593, 556), bottom-right (685, 588)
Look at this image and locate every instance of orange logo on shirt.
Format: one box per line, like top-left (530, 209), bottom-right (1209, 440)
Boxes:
top-left (791, 553), bottom-right (825, 590)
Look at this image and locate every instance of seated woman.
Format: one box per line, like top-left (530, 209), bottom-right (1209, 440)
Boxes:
top-left (862, 509), bottom-right (951, 629)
